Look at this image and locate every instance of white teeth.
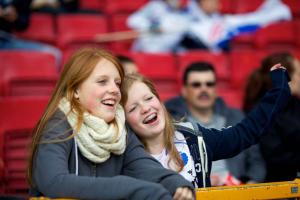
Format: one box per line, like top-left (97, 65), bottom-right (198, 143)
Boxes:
top-left (143, 113), bottom-right (156, 124)
top-left (102, 99), bottom-right (116, 105)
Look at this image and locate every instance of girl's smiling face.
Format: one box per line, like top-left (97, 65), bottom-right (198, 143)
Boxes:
top-left (124, 81), bottom-right (165, 139)
top-left (75, 58), bottom-right (121, 123)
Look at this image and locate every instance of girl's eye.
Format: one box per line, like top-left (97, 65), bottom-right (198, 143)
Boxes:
top-left (128, 106), bottom-right (136, 113)
top-left (97, 80), bottom-right (106, 84)
top-left (115, 81), bottom-right (121, 88)
top-left (146, 96), bottom-right (153, 101)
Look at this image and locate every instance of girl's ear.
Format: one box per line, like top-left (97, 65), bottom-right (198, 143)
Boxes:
top-left (74, 89), bottom-right (79, 99)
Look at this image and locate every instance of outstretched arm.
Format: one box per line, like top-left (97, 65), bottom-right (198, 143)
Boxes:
top-left (203, 66), bottom-right (291, 161)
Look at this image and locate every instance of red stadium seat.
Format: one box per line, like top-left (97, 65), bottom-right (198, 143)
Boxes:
top-left (0, 96), bottom-right (49, 195)
top-left (0, 51), bottom-right (58, 97)
top-left (255, 21), bottom-right (296, 51)
top-left (56, 14), bottom-right (108, 49)
top-left (234, 0), bottom-right (264, 13)
top-left (79, 0), bottom-right (105, 12)
top-left (131, 53), bottom-right (179, 101)
top-left (293, 50), bottom-right (300, 61)
top-left (283, 0), bottom-right (300, 19)
top-left (109, 14), bottom-right (133, 52)
top-left (219, 0), bottom-right (235, 14)
top-left (217, 87), bottom-right (243, 109)
top-left (295, 20), bottom-right (300, 48)
top-left (177, 51), bottom-right (230, 86)
top-left (231, 33), bottom-right (257, 51)
top-left (229, 50), bottom-right (266, 90)
top-left (13, 13), bottom-right (56, 44)
top-left (104, 0), bottom-right (148, 14)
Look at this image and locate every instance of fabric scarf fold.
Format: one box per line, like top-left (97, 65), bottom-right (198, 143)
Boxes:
top-left (58, 97), bottom-right (127, 163)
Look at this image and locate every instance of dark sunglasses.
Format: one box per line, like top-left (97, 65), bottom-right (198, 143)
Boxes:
top-left (188, 81), bottom-right (216, 88)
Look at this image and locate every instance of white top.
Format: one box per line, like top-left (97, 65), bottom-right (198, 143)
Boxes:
top-left (151, 131), bottom-right (197, 183)
top-left (127, 0), bottom-right (192, 52)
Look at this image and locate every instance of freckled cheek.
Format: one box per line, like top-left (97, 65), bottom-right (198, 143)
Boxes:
top-left (86, 91), bottom-right (102, 110)
top-left (128, 114), bottom-right (141, 129)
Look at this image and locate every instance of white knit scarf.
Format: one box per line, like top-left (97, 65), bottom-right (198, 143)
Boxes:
top-left (58, 97), bottom-right (127, 163)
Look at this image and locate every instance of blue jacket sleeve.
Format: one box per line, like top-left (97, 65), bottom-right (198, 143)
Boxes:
top-left (202, 69), bottom-right (291, 161)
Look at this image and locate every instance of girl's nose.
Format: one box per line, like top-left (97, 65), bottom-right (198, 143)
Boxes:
top-left (108, 82), bottom-right (120, 95)
top-left (140, 103), bottom-right (151, 114)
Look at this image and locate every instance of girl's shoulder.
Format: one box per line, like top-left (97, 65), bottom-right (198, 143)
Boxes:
top-left (175, 121), bottom-right (203, 137)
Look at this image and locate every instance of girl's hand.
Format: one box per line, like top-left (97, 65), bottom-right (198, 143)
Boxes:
top-left (270, 63), bottom-right (286, 71)
top-left (173, 187), bottom-right (194, 200)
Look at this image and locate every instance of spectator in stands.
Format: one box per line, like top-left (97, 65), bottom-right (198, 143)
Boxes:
top-left (242, 52), bottom-right (300, 183)
top-left (184, 0), bottom-right (291, 51)
top-left (116, 55), bottom-right (139, 75)
top-left (0, 0), bottom-right (62, 68)
top-left (127, 0), bottom-right (191, 53)
top-left (127, 0), bottom-right (291, 52)
top-left (164, 62), bottom-right (245, 186)
top-left (121, 64), bottom-right (290, 188)
top-left (30, 0), bottom-right (79, 13)
top-left (28, 47), bottom-right (194, 200)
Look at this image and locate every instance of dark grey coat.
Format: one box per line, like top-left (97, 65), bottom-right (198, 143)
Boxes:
top-left (30, 110), bottom-right (193, 200)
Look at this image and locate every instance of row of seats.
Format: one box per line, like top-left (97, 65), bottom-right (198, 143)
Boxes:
top-left (0, 96), bottom-right (50, 195)
top-left (220, 0), bottom-right (300, 16)
top-left (2, 49), bottom-right (300, 107)
top-left (78, 0), bottom-right (148, 15)
top-left (14, 12), bottom-right (300, 53)
top-left (77, 0), bottom-right (300, 18)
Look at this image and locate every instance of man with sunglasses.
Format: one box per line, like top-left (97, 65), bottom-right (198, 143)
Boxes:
top-left (165, 61), bottom-right (245, 186)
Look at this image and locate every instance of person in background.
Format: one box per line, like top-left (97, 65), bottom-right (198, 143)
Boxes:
top-left (165, 62), bottom-right (245, 186)
top-left (127, 0), bottom-right (291, 53)
top-left (116, 55), bottom-right (139, 75)
top-left (127, 0), bottom-right (191, 53)
top-left (28, 47), bottom-right (194, 200)
top-left (0, 0), bottom-right (62, 69)
top-left (184, 0), bottom-right (291, 51)
top-left (121, 64), bottom-right (290, 188)
top-left (242, 52), bottom-right (300, 183)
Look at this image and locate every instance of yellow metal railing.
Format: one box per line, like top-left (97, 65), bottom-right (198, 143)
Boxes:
top-left (29, 179), bottom-right (300, 200)
top-left (196, 178), bottom-right (300, 200)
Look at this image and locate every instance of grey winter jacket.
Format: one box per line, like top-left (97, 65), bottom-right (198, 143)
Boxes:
top-left (30, 110), bottom-right (193, 200)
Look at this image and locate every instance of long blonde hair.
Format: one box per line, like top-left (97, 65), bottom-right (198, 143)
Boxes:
top-left (121, 74), bottom-right (184, 172)
top-left (28, 47), bottom-right (124, 185)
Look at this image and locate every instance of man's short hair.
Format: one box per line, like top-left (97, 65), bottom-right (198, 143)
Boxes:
top-left (116, 55), bottom-right (135, 64)
top-left (183, 62), bottom-right (216, 85)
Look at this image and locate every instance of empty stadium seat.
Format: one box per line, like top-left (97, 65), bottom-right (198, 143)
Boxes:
top-left (219, 0), bottom-right (234, 14)
top-left (0, 96), bottom-right (49, 195)
top-left (231, 33), bottom-right (257, 51)
top-left (255, 21), bottom-right (296, 51)
top-left (217, 87), bottom-right (243, 109)
top-left (0, 50), bottom-right (58, 97)
top-left (131, 53), bottom-right (179, 101)
top-left (79, 0), bottom-right (105, 12)
top-left (283, 0), bottom-right (300, 18)
top-left (109, 14), bottom-right (133, 52)
top-left (177, 51), bottom-right (230, 86)
top-left (56, 13), bottom-right (109, 49)
top-left (13, 13), bottom-right (56, 44)
top-left (229, 50), bottom-right (266, 90)
top-left (295, 20), bottom-right (300, 48)
top-left (234, 0), bottom-right (264, 13)
top-left (104, 0), bottom-right (148, 14)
